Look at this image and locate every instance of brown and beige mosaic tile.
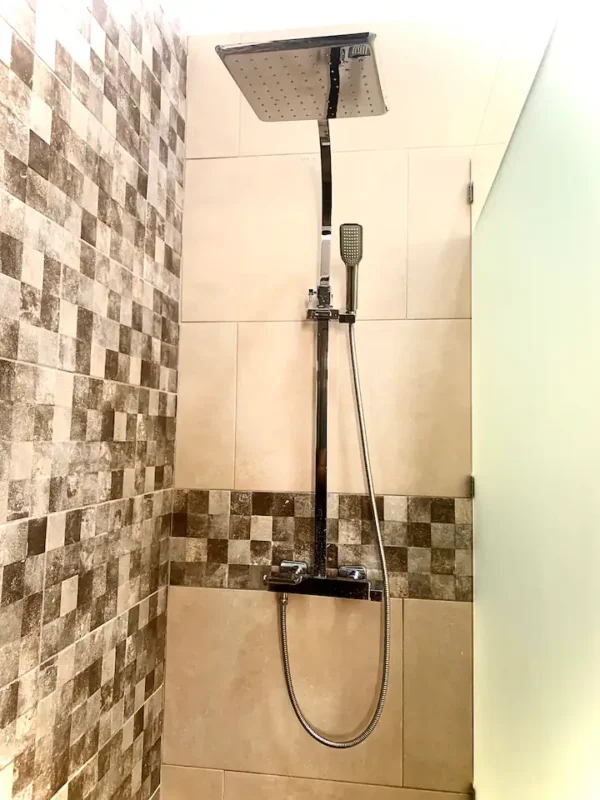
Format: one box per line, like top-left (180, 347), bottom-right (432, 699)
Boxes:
top-left (0, 491), bottom-right (171, 799)
top-left (0, 0), bottom-right (185, 796)
top-left (169, 490), bottom-right (473, 601)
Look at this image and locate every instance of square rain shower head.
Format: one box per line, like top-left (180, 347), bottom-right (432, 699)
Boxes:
top-left (215, 32), bottom-right (387, 122)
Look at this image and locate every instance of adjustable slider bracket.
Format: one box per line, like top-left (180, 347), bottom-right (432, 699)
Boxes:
top-left (307, 307), bottom-right (339, 321)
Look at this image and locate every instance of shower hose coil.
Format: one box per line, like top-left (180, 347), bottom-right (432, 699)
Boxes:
top-left (279, 322), bottom-right (391, 748)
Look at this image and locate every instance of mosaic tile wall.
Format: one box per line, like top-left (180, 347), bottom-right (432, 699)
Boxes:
top-left (170, 490), bottom-right (473, 602)
top-left (0, 0), bottom-right (185, 797)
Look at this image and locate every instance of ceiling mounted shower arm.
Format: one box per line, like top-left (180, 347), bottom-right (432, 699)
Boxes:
top-left (317, 118), bottom-right (332, 304)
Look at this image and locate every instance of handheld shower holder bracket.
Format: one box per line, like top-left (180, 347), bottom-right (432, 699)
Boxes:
top-left (307, 307), bottom-right (338, 321)
top-left (306, 308), bottom-right (356, 324)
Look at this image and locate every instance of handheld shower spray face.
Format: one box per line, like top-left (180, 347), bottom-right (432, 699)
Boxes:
top-left (340, 223), bottom-right (364, 315)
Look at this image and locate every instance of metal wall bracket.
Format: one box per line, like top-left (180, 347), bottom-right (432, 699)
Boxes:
top-left (468, 181), bottom-right (474, 204)
top-left (339, 565), bottom-right (367, 580)
top-left (307, 307), bottom-right (339, 321)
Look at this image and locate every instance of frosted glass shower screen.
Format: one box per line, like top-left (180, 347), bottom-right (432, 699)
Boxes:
top-left (472, 17), bottom-right (600, 800)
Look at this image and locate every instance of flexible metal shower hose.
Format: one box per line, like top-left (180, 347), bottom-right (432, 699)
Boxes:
top-left (279, 322), bottom-right (391, 748)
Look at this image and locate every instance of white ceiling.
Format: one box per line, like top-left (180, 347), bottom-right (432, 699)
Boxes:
top-left (174, 0), bottom-right (556, 38)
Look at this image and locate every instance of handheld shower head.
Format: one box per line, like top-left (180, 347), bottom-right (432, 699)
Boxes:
top-left (340, 223), bottom-right (363, 315)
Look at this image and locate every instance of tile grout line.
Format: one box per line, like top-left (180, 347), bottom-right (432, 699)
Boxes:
top-left (179, 318), bottom-right (473, 323)
top-left (0, 354), bottom-right (178, 397)
top-left (402, 595), bottom-right (406, 786)
top-left (184, 142), bottom-right (510, 162)
top-left (232, 322), bottom-right (239, 489)
top-left (1, 489), bottom-right (175, 530)
top-left (468, 155), bottom-right (474, 520)
top-left (66, 683), bottom-right (166, 795)
top-left (162, 763), bottom-right (470, 796)
top-left (2, 583), bottom-right (168, 705)
top-left (0, 193), bottom-right (182, 310)
top-left (405, 150), bottom-right (410, 320)
top-left (172, 488), bottom-right (473, 500)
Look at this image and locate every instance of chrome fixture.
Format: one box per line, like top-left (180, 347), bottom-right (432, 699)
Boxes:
top-left (216, 33), bottom-right (390, 749)
top-left (215, 33), bottom-right (387, 122)
top-left (340, 223), bottom-right (363, 314)
top-left (338, 565), bottom-right (368, 581)
top-left (274, 561), bottom-right (309, 585)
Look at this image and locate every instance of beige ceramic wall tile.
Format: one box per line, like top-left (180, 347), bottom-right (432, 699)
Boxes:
top-left (403, 600), bottom-right (473, 793)
top-left (175, 323), bottom-right (237, 489)
top-left (162, 766), bottom-right (224, 800)
top-left (332, 18), bottom-right (502, 153)
top-left (224, 772), bottom-right (472, 800)
top-left (163, 588), bottom-right (404, 785)
top-left (181, 156), bottom-right (319, 322)
top-left (476, 14), bottom-right (555, 145)
top-left (235, 322), bottom-right (315, 491)
top-left (330, 150), bottom-right (407, 320)
top-left (407, 148), bottom-right (471, 320)
top-left (330, 320), bottom-right (471, 497)
top-left (186, 35), bottom-right (241, 159)
top-left (0, 764), bottom-right (14, 800)
top-left (471, 144), bottom-right (506, 229)
top-left (238, 18), bottom-right (503, 156)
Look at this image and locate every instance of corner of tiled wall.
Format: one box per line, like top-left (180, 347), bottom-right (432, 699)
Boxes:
top-left (0, 0), bottom-right (186, 798)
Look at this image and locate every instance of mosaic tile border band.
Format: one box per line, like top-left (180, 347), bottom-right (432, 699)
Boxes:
top-left (170, 490), bottom-right (473, 602)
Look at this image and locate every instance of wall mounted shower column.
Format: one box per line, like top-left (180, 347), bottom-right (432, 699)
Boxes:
top-left (313, 118), bottom-right (333, 579)
top-left (215, 32), bottom-right (391, 746)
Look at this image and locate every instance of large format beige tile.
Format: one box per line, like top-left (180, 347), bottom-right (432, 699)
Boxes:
top-left (163, 588), bottom-right (404, 786)
top-left (162, 766), bottom-right (223, 800)
top-left (175, 323), bottom-right (237, 489)
top-left (224, 772), bottom-right (471, 800)
top-left (181, 156), bottom-right (319, 322)
top-left (403, 600), bottom-right (473, 793)
top-left (330, 150), bottom-right (407, 320)
top-left (235, 322), bottom-right (314, 491)
top-left (407, 149), bottom-right (471, 320)
top-left (238, 18), bottom-right (503, 156)
top-left (186, 34), bottom-right (241, 159)
top-left (183, 150), bottom-right (407, 324)
top-left (332, 18), bottom-right (501, 153)
top-left (330, 320), bottom-right (471, 497)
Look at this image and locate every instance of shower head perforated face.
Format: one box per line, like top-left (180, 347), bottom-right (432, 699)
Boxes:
top-left (340, 223), bottom-right (363, 268)
top-left (215, 33), bottom-right (387, 122)
top-left (340, 223), bottom-right (363, 315)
